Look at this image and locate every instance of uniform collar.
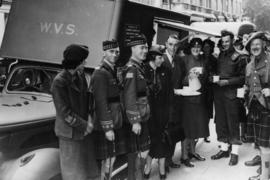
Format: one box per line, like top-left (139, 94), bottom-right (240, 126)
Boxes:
top-left (103, 59), bottom-right (115, 71)
top-left (223, 46), bottom-right (235, 55)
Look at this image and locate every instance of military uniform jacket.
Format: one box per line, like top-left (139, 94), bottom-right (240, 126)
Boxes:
top-left (216, 47), bottom-right (247, 99)
top-left (123, 59), bottom-right (150, 124)
top-left (246, 52), bottom-right (270, 109)
top-left (91, 61), bottom-right (123, 132)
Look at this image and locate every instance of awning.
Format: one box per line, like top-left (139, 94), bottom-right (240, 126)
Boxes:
top-left (156, 20), bottom-right (221, 37)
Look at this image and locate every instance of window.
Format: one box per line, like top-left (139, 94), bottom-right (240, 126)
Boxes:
top-left (7, 67), bottom-right (59, 94)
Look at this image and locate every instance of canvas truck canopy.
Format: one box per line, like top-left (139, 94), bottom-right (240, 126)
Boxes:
top-left (190, 21), bottom-right (256, 37)
top-left (155, 19), bottom-right (221, 42)
top-left (0, 0), bottom-right (123, 68)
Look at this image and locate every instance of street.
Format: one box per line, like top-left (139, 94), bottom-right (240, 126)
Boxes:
top-left (146, 119), bottom-right (258, 180)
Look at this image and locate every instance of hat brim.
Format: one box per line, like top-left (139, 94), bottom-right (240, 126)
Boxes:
top-left (246, 31), bottom-right (267, 51)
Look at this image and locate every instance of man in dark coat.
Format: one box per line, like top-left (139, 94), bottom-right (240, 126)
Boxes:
top-left (211, 30), bottom-right (247, 166)
top-left (91, 40), bottom-right (127, 180)
top-left (51, 44), bottom-right (99, 180)
top-left (163, 34), bottom-right (185, 171)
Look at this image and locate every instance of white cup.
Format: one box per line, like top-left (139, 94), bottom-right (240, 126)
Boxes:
top-left (237, 88), bottom-right (245, 98)
top-left (183, 86), bottom-right (189, 90)
top-left (196, 67), bottom-right (203, 74)
top-left (213, 75), bottom-right (220, 83)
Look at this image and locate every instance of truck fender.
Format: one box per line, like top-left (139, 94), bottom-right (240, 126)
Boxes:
top-left (8, 148), bottom-right (60, 180)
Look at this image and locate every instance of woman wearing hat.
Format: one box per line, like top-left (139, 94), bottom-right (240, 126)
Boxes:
top-left (202, 39), bottom-right (217, 143)
top-left (122, 34), bottom-right (150, 180)
top-left (143, 45), bottom-right (171, 179)
top-left (245, 31), bottom-right (270, 180)
top-left (179, 37), bottom-right (209, 167)
top-left (51, 44), bottom-right (100, 180)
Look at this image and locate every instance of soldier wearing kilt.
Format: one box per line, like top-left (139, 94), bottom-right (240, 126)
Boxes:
top-left (122, 34), bottom-right (151, 180)
top-left (91, 40), bottom-right (127, 180)
top-left (245, 32), bottom-right (270, 180)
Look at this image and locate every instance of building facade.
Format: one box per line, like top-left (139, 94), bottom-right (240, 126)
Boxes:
top-left (130, 0), bottom-right (243, 22)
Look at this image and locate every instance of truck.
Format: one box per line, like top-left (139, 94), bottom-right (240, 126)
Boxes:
top-left (0, 0), bottom-right (198, 179)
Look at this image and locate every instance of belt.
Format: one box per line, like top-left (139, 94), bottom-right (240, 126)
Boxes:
top-left (137, 91), bottom-right (147, 97)
top-left (108, 96), bottom-right (120, 103)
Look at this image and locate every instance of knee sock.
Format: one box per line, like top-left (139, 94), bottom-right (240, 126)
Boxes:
top-left (220, 142), bottom-right (229, 151)
top-left (260, 147), bottom-right (270, 180)
top-left (231, 145), bottom-right (240, 155)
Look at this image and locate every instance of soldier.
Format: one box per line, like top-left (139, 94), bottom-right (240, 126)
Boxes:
top-left (51, 44), bottom-right (99, 180)
top-left (122, 34), bottom-right (150, 180)
top-left (211, 30), bottom-right (247, 166)
top-left (91, 40), bottom-right (126, 180)
top-left (245, 32), bottom-right (270, 180)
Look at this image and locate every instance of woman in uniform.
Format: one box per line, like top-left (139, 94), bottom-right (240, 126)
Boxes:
top-left (180, 38), bottom-right (209, 167)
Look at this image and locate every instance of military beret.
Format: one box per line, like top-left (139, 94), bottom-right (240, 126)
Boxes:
top-left (103, 39), bottom-right (119, 51)
top-left (149, 45), bottom-right (166, 56)
top-left (245, 31), bottom-right (268, 52)
top-left (62, 44), bottom-right (89, 69)
top-left (126, 34), bottom-right (147, 47)
top-left (190, 38), bottom-right (203, 47)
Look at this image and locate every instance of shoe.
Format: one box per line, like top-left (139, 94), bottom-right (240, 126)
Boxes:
top-left (181, 158), bottom-right (194, 168)
top-left (245, 155), bottom-right (261, 166)
top-left (160, 173), bottom-right (167, 180)
top-left (143, 173), bottom-right (150, 179)
top-left (257, 166), bottom-right (261, 174)
top-left (248, 174), bottom-right (260, 180)
top-left (204, 137), bottom-right (210, 143)
top-left (168, 162), bottom-right (181, 168)
top-left (229, 154), bottom-right (238, 166)
top-left (189, 153), bottom-right (206, 161)
top-left (211, 150), bottom-right (230, 160)
top-left (143, 169), bottom-right (151, 179)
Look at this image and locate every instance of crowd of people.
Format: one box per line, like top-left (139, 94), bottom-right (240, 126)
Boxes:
top-left (50, 28), bottom-right (270, 180)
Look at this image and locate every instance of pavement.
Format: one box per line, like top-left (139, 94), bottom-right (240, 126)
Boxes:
top-left (146, 119), bottom-right (260, 180)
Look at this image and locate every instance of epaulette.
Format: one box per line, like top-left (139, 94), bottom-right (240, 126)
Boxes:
top-left (231, 52), bottom-right (240, 61)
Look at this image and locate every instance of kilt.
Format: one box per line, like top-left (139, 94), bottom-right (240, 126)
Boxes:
top-left (246, 99), bottom-right (270, 148)
top-left (126, 122), bottom-right (150, 153)
top-left (93, 125), bottom-right (127, 160)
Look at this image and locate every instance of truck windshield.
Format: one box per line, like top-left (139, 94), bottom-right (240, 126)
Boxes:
top-left (0, 65), bottom-right (8, 91)
top-left (7, 67), bottom-right (58, 94)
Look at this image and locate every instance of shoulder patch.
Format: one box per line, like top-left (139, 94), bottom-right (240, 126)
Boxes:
top-left (231, 52), bottom-right (240, 61)
top-left (126, 72), bottom-right (134, 78)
